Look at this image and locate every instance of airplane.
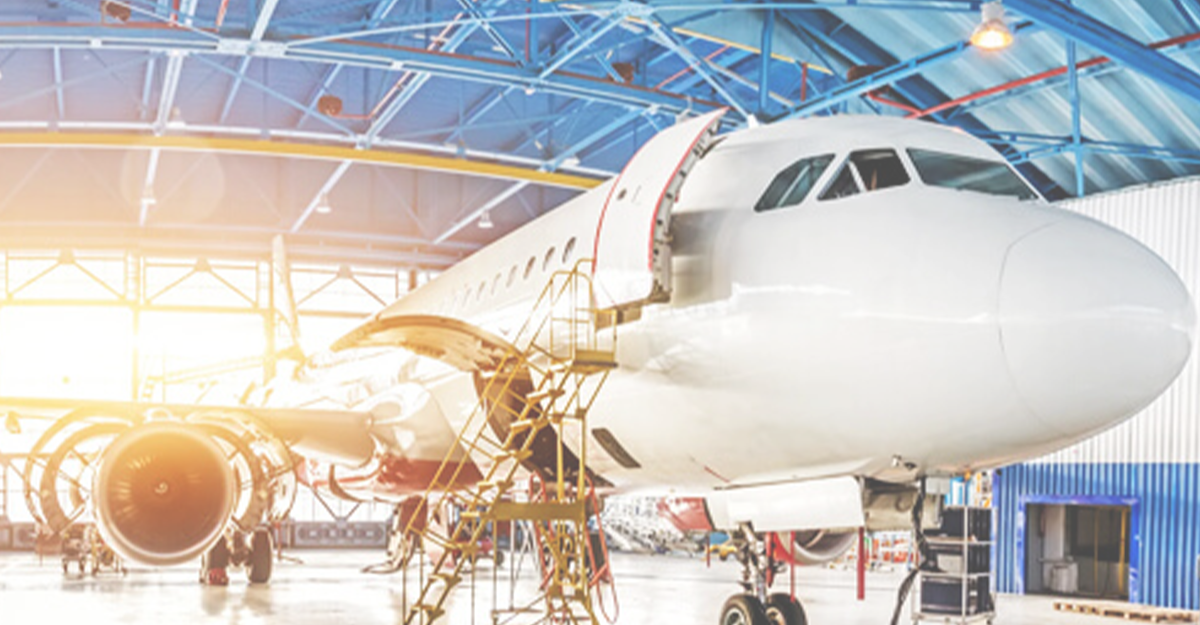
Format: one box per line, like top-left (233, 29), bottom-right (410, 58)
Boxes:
top-left (3, 110), bottom-right (1193, 625)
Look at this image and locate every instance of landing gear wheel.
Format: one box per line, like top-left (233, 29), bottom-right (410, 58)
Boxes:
top-left (765, 593), bottom-right (807, 625)
top-left (720, 594), bottom-right (769, 625)
top-left (247, 528), bottom-right (273, 584)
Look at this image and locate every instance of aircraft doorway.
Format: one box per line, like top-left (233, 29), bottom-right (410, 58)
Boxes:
top-left (1024, 502), bottom-right (1131, 600)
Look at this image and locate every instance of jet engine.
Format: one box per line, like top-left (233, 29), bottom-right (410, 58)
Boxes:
top-left (785, 529), bottom-right (858, 565)
top-left (92, 422), bottom-right (236, 566)
top-left (22, 407), bottom-right (296, 569)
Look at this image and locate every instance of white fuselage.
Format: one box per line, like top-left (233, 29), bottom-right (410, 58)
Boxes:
top-left (338, 116), bottom-right (1195, 493)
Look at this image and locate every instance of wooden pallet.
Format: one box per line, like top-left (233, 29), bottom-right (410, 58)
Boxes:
top-left (1053, 600), bottom-right (1199, 623)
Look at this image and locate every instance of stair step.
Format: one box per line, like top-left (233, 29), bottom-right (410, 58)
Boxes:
top-left (412, 604), bottom-right (445, 620)
top-left (475, 479), bottom-right (513, 492)
top-left (509, 416), bottom-right (549, 432)
top-left (431, 572), bottom-right (461, 587)
top-left (525, 388), bottom-right (566, 404)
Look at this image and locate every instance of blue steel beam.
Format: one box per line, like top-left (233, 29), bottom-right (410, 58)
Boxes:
top-left (192, 55), bottom-right (359, 137)
top-left (583, 47), bottom-right (755, 160)
top-left (949, 29), bottom-right (1200, 120)
top-left (759, 9), bottom-right (774, 116)
top-left (1005, 0), bottom-right (1200, 108)
top-left (140, 55), bottom-right (157, 121)
top-left (139, 149), bottom-right (162, 226)
top-left (776, 20), bottom-right (1036, 120)
top-left (154, 52), bottom-right (186, 130)
top-left (503, 26), bottom-right (728, 160)
top-left (1012, 139), bottom-right (1200, 167)
top-left (444, 12), bottom-right (621, 144)
top-left (287, 1), bottom-right (984, 47)
top-left (551, 4), bottom-right (625, 81)
top-left (445, 10), bottom-right (675, 147)
top-left (294, 0), bottom-right (400, 128)
top-left (52, 47), bottom-right (64, 121)
top-left (219, 0), bottom-right (285, 124)
top-left (364, 0), bottom-right (518, 143)
top-left (645, 16), bottom-right (749, 118)
top-left (538, 13), bottom-right (626, 79)
top-left (1175, 0), bottom-right (1200, 30)
top-left (0, 26), bottom-right (716, 116)
top-left (454, 0), bottom-right (522, 63)
top-left (1067, 24), bottom-right (1084, 197)
top-left (0, 54), bottom-right (149, 114)
top-left (544, 107), bottom-right (645, 170)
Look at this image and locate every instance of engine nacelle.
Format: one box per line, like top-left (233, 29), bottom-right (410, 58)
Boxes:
top-left (783, 530), bottom-right (858, 565)
top-left (93, 422), bottom-right (236, 566)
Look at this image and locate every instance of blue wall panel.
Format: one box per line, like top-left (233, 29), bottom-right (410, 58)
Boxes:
top-left (994, 463), bottom-right (1200, 610)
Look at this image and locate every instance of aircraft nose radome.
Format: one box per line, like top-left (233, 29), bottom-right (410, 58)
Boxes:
top-left (999, 218), bottom-right (1195, 437)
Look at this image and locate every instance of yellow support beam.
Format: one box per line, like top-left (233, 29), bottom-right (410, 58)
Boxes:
top-left (0, 132), bottom-right (604, 190)
top-left (491, 501), bottom-right (587, 522)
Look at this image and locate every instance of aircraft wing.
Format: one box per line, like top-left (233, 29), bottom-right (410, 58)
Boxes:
top-left (0, 396), bottom-right (376, 466)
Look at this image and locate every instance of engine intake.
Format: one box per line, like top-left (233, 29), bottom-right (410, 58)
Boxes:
top-left (93, 422), bottom-right (236, 566)
top-left (784, 529), bottom-right (858, 565)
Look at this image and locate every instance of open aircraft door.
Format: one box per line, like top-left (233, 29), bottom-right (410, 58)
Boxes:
top-left (591, 109), bottom-right (724, 309)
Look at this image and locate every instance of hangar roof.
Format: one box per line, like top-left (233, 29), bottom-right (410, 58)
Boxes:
top-left (0, 0), bottom-right (1196, 267)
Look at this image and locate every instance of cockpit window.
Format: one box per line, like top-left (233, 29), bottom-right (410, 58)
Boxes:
top-left (754, 154), bottom-right (834, 212)
top-left (819, 148), bottom-right (910, 201)
top-left (907, 149), bottom-right (1037, 201)
top-left (820, 164), bottom-right (860, 201)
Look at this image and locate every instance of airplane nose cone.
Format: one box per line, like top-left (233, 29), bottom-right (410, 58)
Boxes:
top-left (999, 218), bottom-right (1194, 436)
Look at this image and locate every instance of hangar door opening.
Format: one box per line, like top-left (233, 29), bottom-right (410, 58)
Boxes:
top-left (1025, 503), bottom-right (1130, 600)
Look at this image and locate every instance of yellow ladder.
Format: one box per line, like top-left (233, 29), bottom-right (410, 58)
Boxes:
top-left (399, 261), bottom-right (618, 625)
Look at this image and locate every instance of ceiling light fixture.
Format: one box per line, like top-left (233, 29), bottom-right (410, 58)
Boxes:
top-left (141, 184), bottom-right (156, 206)
top-left (479, 210), bottom-right (494, 229)
top-left (315, 193), bottom-right (332, 215)
top-left (971, 1), bottom-right (1014, 50)
top-left (165, 107), bottom-right (185, 129)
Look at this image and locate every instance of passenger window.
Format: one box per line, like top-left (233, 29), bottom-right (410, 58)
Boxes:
top-left (491, 273), bottom-right (501, 295)
top-left (563, 237), bottom-right (577, 264)
top-left (755, 153), bottom-right (834, 212)
top-left (476, 282), bottom-right (486, 301)
top-left (819, 148), bottom-right (909, 201)
top-left (506, 265), bottom-right (517, 287)
top-left (524, 257), bottom-right (536, 280)
top-left (543, 247), bottom-right (556, 271)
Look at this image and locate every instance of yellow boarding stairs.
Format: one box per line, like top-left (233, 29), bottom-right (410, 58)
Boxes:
top-left (397, 261), bottom-right (619, 625)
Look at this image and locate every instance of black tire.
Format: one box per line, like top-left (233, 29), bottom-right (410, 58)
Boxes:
top-left (247, 528), bottom-right (273, 584)
top-left (720, 594), bottom-right (769, 625)
top-left (765, 593), bottom-right (807, 625)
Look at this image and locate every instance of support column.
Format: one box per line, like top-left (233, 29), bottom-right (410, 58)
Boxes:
top-left (759, 9), bottom-right (775, 116)
top-left (857, 527), bottom-right (866, 601)
top-left (1067, 14), bottom-right (1085, 197)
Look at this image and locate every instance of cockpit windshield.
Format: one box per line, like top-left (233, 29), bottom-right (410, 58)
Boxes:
top-left (907, 148), bottom-right (1038, 201)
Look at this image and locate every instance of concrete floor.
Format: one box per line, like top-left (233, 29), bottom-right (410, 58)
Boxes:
top-left (0, 549), bottom-right (1133, 624)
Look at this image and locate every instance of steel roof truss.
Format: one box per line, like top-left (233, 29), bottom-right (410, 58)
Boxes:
top-left (1005, 0), bottom-right (1200, 108)
top-left (645, 15), bottom-right (748, 118)
top-left (192, 54), bottom-right (358, 137)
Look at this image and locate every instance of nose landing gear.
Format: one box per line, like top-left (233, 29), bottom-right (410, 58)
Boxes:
top-left (718, 527), bottom-right (808, 625)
